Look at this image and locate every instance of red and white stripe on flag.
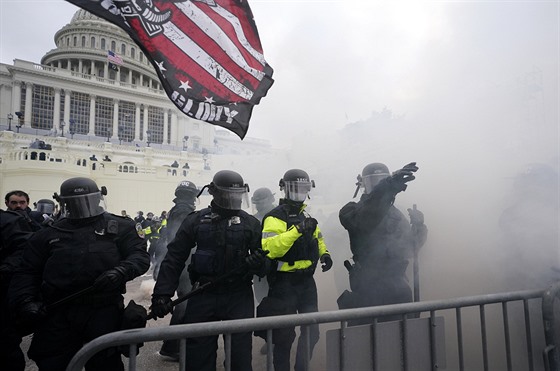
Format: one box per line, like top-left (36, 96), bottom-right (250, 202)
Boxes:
top-left (66, 0), bottom-right (274, 139)
top-left (107, 50), bottom-right (123, 65)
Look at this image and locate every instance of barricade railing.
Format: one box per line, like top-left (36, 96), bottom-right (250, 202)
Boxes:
top-left (66, 284), bottom-right (558, 371)
top-left (542, 281), bottom-right (560, 371)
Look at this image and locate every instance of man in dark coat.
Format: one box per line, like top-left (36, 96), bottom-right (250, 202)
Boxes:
top-left (4, 190), bottom-right (43, 231)
top-left (0, 209), bottom-right (34, 371)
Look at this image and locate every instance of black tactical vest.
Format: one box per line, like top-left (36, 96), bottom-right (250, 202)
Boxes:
top-left (190, 208), bottom-right (247, 278)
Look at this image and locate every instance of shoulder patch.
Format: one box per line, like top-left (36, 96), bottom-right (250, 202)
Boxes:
top-left (135, 223), bottom-right (145, 239)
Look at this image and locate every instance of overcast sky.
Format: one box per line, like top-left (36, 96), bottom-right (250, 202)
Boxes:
top-left (0, 1), bottom-right (558, 148)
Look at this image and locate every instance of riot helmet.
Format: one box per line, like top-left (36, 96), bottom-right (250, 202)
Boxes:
top-left (151, 215), bottom-right (162, 229)
top-left (175, 180), bottom-right (198, 199)
top-left (251, 187), bottom-right (275, 213)
top-left (55, 177), bottom-right (107, 219)
top-left (279, 169), bottom-right (315, 202)
top-left (34, 199), bottom-right (55, 215)
top-left (206, 170), bottom-right (249, 210)
top-left (359, 163), bottom-right (390, 195)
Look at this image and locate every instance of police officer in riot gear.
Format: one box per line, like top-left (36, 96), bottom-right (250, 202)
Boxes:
top-left (34, 199), bottom-right (55, 216)
top-left (159, 180), bottom-right (199, 360)
top-left (251, 187), bottom-right (276, 222)
top-left (338, 162), bottom-right (427, 324)
top-left (151, 170), bottom-right (268, 371)
top-left (251, 187), bottom-right (276, 302)
top-left (9, 177), bottom-right (150, 371)
top-left (32, 199), bottom-right (57, 226)
top-left (259, 169), bottom-right (332, 371)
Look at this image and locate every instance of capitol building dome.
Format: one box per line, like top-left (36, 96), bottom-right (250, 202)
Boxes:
top-left (0, 9), bottom-right (273, 215)
top-left (41, 9), bottom-right (161, 95)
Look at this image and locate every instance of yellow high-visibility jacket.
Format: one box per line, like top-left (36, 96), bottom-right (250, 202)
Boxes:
top-left (262, 203), bottom-right (329, 272)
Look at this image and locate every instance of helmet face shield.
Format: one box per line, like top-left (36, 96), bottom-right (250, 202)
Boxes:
top-left (60, 192), bottom-right (106, 219)
top-left (284, 181), bottom-right (312, 202)
top-left (212, 185), bottom-right (249, 210)
top-left (36, 202), bottom-right (55, 215)
top-left (362, 173), bottom-right (389, 194)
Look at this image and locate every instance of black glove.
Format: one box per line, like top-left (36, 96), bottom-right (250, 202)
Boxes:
top-left (407, 205), bottom-right (424, 226)
top-left (296, 218), bottom-right (318, 234)
top-left (93, 266), bottom-right (128, 291)
top-left (388, 162), bottom-right (419, 192)
top-left (150, 296), bottom-right (173, 319)
top-left (18, 300), bottom-right (47, 330)
top-left (245, 249), bottom-right (269, 270)
top-left (320, 254), bottom-right (333, 272)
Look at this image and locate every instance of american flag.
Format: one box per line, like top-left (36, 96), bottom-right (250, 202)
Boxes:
top-left (67, 0), bottom-right (274, 139)
top-left (107, 50), bottom-right (123, 65)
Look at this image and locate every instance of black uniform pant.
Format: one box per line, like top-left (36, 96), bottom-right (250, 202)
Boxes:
top-left (344, 266), bottom-right (412, 325)
top-left (28, 299), bottom-right (125, 371)
top-left (267, 272), bottom-right (320, 371)
top-left (153, 243), bottom-right (168, 281)
top-left (160, 262), bottom-right (191, 355)
top-left (183, 285), bottom-right (254, 371)
top-left (0, 277), bottom-right (25, 371)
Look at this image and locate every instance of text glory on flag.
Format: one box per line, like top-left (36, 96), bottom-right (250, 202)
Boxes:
top-left (66, 0), bottom-right (274, 139)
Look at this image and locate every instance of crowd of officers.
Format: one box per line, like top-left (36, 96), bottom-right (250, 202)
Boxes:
top-left (0, 161), bottom-right (427, 371)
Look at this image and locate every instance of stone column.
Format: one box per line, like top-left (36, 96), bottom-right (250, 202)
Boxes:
top-left (63, 89), bottom-right (71, 124)
top-left (163, 109), bottom-right (169, 144)
top-left (171, 112), bottom-right (178, 147)
top-left (78, 60), bottom-right (83, 74)
top-left (57, 61), bottom-right (62, 69)
top-left (128, 70), bottom-right (132, 84)
top-left (88, 94), bottom-right (96, 136)
top-left (24, 82), bottom-right (33, 126)
top-left (53, 88), bottom-right (61, 132)
top-left (112, 99), bottom-right (119, 138)
top-left (104, 63), bottom-right (108, 79)
top-left (11, 80), bottom-right (21, 115)
top-left (91, 61), bottom-right (95, 76)
top-left (134, 103), bottom-right (141, 141)
top-left (139, 74), bottom-right (143, 87)
top-left (143, 105), bottom-right (149, 142)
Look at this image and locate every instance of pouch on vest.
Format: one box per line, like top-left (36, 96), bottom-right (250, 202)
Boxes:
top-left (191, 249), bottom-right (219, 276)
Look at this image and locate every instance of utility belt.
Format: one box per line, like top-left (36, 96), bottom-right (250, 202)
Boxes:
top-left (276, 268), bottom-right (315, 276)
top-left (269, 267), bottom-right (315, 286)
top-left (47, 292), bottom-right (123, 306)
top-left (351, 258), bottom-right (409, 278)
top-left (195, 273), bottom-right (251, 293)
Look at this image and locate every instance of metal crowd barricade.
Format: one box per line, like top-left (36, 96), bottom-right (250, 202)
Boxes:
top-left (66, 283), bottom-right (559, 371)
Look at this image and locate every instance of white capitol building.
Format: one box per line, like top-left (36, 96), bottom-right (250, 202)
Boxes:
top-left (0, 9), bottom-right (280, 215)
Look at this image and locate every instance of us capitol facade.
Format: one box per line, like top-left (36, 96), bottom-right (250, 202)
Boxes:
top-left (0, 9), bottom-right (277, 215)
